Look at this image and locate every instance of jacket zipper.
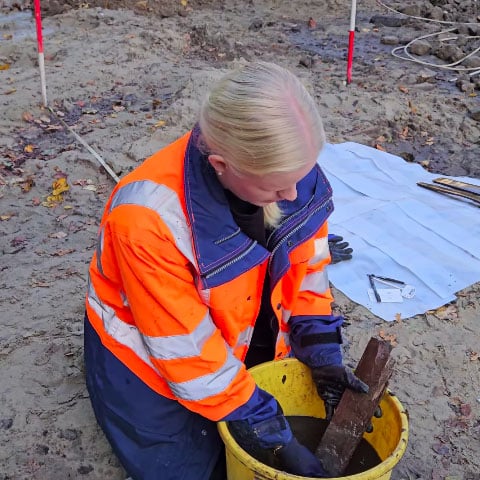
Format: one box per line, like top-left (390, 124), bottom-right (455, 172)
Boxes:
top-left (203, 239), bottom-right (267, 280)
top-left (268, 197), bottom-right (331, 274)
top-left (203, 197), bottom-right (331, 282)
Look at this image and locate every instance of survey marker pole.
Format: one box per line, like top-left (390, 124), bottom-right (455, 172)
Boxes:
top-left (33, 0), bottom-right (48, 106)
top-left (346, 0), bottom-right (357, 84)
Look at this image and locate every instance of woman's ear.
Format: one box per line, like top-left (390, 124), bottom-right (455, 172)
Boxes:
top-left (208, 154), bottom-right (227, 175)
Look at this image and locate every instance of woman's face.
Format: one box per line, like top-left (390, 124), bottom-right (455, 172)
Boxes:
top-left (209, 154), bottom-right (317, 207)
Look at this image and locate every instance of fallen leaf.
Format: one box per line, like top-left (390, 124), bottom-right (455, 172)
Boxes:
top-left (408, 100), bottom-right (418, 114)
top-left (0, 64), bottom-right (10, 70)
top-left (375, 144), bottom-right (386, 152)
top-left (0, 214), bottom-right (13, 221)
top-left (43, 177), bottom-right (70, 206)
top-left (3, 88), bottom-right (16, 95)
top-left (180, 0), bottom-right (187, 6)
top-left (21, 177), bottom-right (34, 192)
top-left (308, 17), bottom-right (317, 28)
top-left (112, 105), bottom-right (125, 112)
top-left (51, 248), bottom-right (76, 256)
top-left (24, 144), bottom-right (35, 153)
top-left (433, 304), bottom-right (458, 320)
top-left (52, 177), bottom-right (70, 196)
top-left (22, 111), bottom-right (34, 122)
top-left (153, 120), bottom-right (167, 128)
top-left (83, 184), bottom-right (97, 191)
top-left (39, 115), bottom-right (51, 123)
top-left (378, 329), bottom-right (398, 346)
top-left (49, 231), bottom-right (68, 239)
top-left (469, 351), bottom-right (479, 361)
top-left (459, 403), bottom-right (472, 417)
top-left (31, 281), bottom-right (51, 288)
top-left (398, 85), bottom-right (409, 93)
top-left (432, 443), bottom-right (450, 455)
top-left (45, 124), bottom-right (63, 132)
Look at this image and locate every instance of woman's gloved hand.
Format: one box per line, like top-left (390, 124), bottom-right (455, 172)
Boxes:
top-left (328, 234), bottom-right (353, 264)
top-left (274, 437), bottom-right (329, 477)
top-left (228, 412), bottom-right (328, 477)
top-left (312, 364), bottom-right (369, 420)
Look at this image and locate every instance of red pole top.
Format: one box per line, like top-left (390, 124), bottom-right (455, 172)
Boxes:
top-left (33, 0), bottom-right (44, 53)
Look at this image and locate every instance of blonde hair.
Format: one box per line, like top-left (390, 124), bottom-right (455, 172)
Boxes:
top-left (199, 61), bottom-right (326, 227)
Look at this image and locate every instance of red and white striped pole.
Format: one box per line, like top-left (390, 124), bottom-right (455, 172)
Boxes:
top-left (33, 0), bottom-right (47, 106)
top-left (346, 0), bottom-right (357, 84)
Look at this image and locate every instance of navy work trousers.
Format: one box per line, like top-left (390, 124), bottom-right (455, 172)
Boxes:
top-left (84, 315), bottom-right (225, 480)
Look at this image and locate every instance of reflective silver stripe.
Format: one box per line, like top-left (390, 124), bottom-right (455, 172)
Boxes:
top-left (96, 227), bottom-right (105, 277)
top-left (87, 278), bottom-right (155, 369)
top-left (143, 313), bottom-right (217, 360)
top-left (277, 330), bottom-right (290, 347)
top-left (282, 309), bottom-right (292, 324)
top-left (120, 290), bottom-right (129, 307)
top-left (168, 352), bottom-right (243, 401)
top-left (308, 237), bottom-right (329, 265)
top-left (108, 180), bottom-right (196, 266)
top-left (299, 270), bottom-right (329, 294)
top-left (87, 278), bottom-right (243, 401)
top-left (197, 286), bottom-right (211, 306)
top-left (235, 325), bottom-right (254, 350)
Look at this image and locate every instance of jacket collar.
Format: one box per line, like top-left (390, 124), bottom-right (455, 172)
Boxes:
top-left (183, 126), bottom-right (333, 289)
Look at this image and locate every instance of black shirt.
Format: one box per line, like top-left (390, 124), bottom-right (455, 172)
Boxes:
top-left (224, 190), bottom-right (278, 369)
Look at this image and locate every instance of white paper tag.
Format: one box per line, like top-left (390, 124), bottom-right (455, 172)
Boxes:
top-left (401, 285), bottom-right (416, 298)
top-left (368, 288), bottom-right (404, 303)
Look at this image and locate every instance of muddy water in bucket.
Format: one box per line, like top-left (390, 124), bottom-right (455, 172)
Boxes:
top-left (228, 416), bottom-right (381, 476)
top-left (218, 359), bottom-right (408, 480)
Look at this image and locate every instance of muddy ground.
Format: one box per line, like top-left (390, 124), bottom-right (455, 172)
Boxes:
top-left (0, 0), bottom-right (479, 479)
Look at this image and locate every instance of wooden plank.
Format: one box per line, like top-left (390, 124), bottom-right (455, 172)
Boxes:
top-left (314, 337), bottom-right (395, 476)
top-left (417, 182), bottom-right (480, 206)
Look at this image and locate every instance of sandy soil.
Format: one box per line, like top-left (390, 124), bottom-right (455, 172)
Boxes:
top-left (1, 0), bottom-right (479, 478)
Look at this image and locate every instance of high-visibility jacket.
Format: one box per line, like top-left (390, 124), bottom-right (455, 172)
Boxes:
top-left (86, 127), bottom-right (335, 422)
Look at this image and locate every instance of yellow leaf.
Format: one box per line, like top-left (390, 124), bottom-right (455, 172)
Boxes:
top-left (52, 177), bottom-right (70, 196)
top-left (181, 0), bottom-right (187, 5)
top-left (24, 144), bottom-right (35, 153)
top-left (0, 64), bottom-right (10, 70)
top-left (0, 214), bottom-right (13, 221)
top-left (63, 205), bottom-right (74, 210)
top-left (154, 120), bottom-right (166, 128)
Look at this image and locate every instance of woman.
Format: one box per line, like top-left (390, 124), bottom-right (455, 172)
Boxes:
top-left (84, 61), bottom-right (366, 480)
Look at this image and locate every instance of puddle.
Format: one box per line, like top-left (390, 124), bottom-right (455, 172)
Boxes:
top-left (0, 10), bottom-right (54, 43)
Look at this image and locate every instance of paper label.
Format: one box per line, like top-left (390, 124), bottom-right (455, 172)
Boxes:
top-left (368, 288), bottom-right (404, 303)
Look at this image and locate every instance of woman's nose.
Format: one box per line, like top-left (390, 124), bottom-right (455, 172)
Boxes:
top-left (278, 185), bottom-right (297, 201)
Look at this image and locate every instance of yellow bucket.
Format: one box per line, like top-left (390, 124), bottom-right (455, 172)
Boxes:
top-left (218, 358), bottom-right (408, 480)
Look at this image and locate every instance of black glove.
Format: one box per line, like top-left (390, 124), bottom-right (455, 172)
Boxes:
top-left (328, 234), bottom-right (353, 264)
top-left (228, 413), bottom-right (328, 477)
top-left (275, 437), bottom-right (328, 477)
top-left (312, 365), bottom-right (369, 420)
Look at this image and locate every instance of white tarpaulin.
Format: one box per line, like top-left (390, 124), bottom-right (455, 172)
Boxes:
top-left (318, 142), bottom-right (480, 322)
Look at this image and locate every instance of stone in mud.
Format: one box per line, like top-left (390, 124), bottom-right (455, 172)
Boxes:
top-left (398, 4), bottom-right (422, 17)
top-left (428, 5), bottom-right (445, 21)
top-left (455, 75), bottom-right (474, 93)
top-left (435, 44), bottom-right (466, 63)
top-left (469, 108), bottom-right (480, 122)
top-left (462, 55), bottom-right (480, 69)
top-left (409, 40), bottom-right (432, 56)
top-left (381, 35), bottom-right (399, 45)
top-left (369, 15), bottom-right (406, 28)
